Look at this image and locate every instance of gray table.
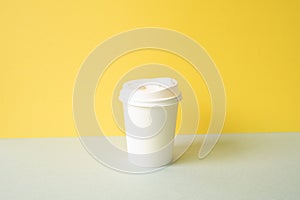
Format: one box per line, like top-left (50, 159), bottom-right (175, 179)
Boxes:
top-left (1, 133), bottom-right (299, 199)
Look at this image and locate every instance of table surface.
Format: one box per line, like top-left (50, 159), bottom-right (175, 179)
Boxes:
top-left (1, 133), bottom-right (299, 200)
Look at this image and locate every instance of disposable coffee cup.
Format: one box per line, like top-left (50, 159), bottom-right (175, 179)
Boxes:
top-left (119, 77), bottom-right (182, 167)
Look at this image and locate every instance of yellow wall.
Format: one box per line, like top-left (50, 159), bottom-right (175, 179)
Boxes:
top-left (1, 0), bottom-right (299, 138)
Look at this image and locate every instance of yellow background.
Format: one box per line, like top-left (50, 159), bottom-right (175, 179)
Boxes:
top-left (1, 0), bottom-right (299, 138)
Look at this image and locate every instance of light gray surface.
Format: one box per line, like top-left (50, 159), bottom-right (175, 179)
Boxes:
top-left (0, 133), bottom-right (299, 200)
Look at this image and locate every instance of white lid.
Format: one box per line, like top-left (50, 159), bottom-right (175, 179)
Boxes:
top-left (119, 77), bottom-right (182, 107)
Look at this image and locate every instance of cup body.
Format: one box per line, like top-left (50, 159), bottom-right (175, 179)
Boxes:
top-left (123, 102), bottom-right (178, 167)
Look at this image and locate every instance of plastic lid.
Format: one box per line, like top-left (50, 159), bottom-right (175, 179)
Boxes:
top-left (119, 77), bottom-right (182, 107)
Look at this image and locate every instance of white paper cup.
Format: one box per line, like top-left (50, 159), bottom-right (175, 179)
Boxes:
top-left (119, 77), bottom-right (182, 167)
